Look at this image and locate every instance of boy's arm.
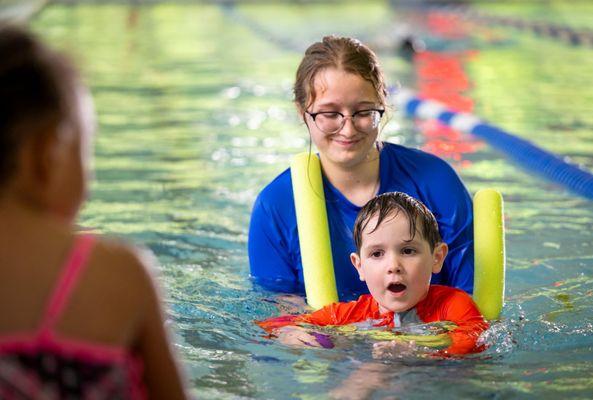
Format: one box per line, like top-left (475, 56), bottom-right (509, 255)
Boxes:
top-left (255, 302), bottom-right (342, 332)
top-left (255, 307), bottom-right (338, 349)
top-left (437, 289), bottom-right (489, 355)
top-left (256, 295), bottom-right (373, 332)
top-left (256, 297), bottom-right (372, 348)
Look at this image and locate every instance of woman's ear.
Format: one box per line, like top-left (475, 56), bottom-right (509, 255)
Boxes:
top-left (295, 102), bottom-right (308, 125)
top-left (350, 252), bottom-right (364, 281)
top-left (431, 242), bottom-right (448, 274)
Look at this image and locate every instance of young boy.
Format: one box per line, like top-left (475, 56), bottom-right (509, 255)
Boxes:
top-left (257, 192), bottom-right (488, 355)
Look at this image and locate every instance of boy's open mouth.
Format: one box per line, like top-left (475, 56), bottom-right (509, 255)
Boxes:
top-left (387, 282), bottom-right (406, 293)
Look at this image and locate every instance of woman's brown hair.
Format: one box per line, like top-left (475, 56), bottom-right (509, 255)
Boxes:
top-left (293, 35), bottom-right (388, 112)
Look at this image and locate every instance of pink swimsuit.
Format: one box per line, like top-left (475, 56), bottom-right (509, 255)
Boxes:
top-left (0, 235), bottom-right (146, 399)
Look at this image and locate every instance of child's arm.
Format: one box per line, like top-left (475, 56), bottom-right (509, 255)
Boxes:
top-left (436, 288), bottom-right (489, 355)
top-left (274, 326), bottom-right (329, 348)
top-left (256, 311), bottom-right (335, 348)
top-left (256, 296), bottom-right (371, 348)
top-left (132, 248), bottom-right (189, 400)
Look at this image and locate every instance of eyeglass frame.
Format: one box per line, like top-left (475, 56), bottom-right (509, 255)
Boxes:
top-left (304, 108), bottom-right (386, 134)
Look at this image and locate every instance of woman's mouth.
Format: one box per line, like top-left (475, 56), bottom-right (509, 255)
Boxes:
top-left (387, 282), bottom-right (406, 294)
top-left (332, 138), bottom-right (360, 147)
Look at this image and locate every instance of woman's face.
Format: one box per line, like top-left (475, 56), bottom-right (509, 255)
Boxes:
top-left (304, 68), bottom-right (381, 169)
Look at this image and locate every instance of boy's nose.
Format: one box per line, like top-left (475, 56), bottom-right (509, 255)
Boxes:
top-left (386, 259), bottom-right (403, 275)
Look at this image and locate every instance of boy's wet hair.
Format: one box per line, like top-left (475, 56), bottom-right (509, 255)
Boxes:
top-left (353, 192), bottom-right (442, 253)
top-left (0, 25), bottom-right (80, 185)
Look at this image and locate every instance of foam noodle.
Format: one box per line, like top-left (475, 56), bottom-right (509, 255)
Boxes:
top-left (473, 189), bottom-right (506, 320)
top-left (290, 152), bottom-right (338, 309)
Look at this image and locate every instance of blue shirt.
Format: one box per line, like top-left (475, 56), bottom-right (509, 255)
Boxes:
top-left (248, 142), bottom-right (474, 300)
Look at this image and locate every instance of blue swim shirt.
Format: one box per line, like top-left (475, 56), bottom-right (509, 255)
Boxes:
top-left (248, 142), bottom-right (474, 300)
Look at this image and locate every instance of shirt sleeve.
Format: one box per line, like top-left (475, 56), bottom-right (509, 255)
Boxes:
top-left (254, 306), bottom-right (338, 333)
top-left (248, 193), bottom-right (300, 293)
top-left (438, 289), bottom-right (488, 355)
top-left (256, 296), bottom-right (375, 333)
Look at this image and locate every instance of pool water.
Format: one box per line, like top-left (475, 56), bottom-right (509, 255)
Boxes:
top-left (31, 1), bottom-right (593, 399)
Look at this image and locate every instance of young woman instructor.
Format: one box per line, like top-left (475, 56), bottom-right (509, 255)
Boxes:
top-left (248, 36), bottom-right (474, 300)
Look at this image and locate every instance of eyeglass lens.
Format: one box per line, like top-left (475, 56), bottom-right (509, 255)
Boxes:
top-left (314, 110), bottom-right (381, 134)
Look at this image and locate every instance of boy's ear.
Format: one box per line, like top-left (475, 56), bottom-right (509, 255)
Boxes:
top-left (350, 252), bottom-right (364, 281)
top-left (431, 242), bottom-right (448, 274)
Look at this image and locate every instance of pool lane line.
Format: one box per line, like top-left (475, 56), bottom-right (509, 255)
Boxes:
top-left (393, 88), bottom-right (593, 200)
top-left (218, 1), bottom-right (376, 54)
top-left (430, 4), bottom-right (593, 48)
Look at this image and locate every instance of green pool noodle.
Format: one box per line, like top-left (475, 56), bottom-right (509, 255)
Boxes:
top-left (290, 152), bottom-right (505, 319)
top-left (473, 189), bottom-right (506, 320)
top-left (290, 152), bottom-right (338, 310)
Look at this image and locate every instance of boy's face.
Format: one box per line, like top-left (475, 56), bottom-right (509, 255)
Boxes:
top-left (350, 211), bottom-right (448, 314)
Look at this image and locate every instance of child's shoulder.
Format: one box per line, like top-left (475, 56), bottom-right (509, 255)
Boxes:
top-left (92, 235), bottom-right (151, 266)
top-left (426, 285), bottom-right (475, 307)
top-left (86, 235), bottom-right (160, 296)
top-left (422, 285), bottom-right (483, 321)
top-left (428, 284), bottom-right (471, 297)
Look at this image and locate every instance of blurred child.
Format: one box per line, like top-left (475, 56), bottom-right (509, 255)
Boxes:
top-left (0, 26), bottom-right (188, 399)
top-left (258, 192), bottom-right (488, 356)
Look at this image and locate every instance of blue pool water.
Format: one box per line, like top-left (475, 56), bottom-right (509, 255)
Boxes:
top-left (30, 1), bottom-right (593, 398)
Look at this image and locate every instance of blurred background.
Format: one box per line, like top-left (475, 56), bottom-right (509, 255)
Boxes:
top-left (3, 0), bottom-right (593, 398)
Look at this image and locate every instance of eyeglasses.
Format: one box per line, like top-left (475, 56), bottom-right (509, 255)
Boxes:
top-left (305, 109), bottom-right (385, 134)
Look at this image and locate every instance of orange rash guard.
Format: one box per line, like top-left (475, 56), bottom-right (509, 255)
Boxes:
top-left (257, 285), bottom-right (489, 355)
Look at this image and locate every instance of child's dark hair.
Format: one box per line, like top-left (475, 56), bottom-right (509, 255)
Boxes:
top-left (353, 192), bottom-right (442, 253)
top-left (0, 25), bottom-right (80, 185)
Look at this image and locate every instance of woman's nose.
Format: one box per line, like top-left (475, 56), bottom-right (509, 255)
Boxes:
top-left (339, 116), bottom-right (357, 137)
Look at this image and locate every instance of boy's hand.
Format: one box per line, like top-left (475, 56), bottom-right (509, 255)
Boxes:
top-left (275, 326), bottom-right (330, 348)
top-left (372, 339), bottom-right (417, 359)
top-left (274, 294), bottom-right (308, 314)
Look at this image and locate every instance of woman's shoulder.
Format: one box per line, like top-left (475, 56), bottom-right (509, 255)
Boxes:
top-left (382, 142), bottom-right (453, 170)
top-left (381, 142), bottom-right (463, 190)
top-left (257, 167), bottom-right (293, 200)
top-left (253, 167), bottom-right (296, 214)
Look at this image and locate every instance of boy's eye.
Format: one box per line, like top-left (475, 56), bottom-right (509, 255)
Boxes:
top-left (369, 250), bottom-right (384, 258)
top-left (401, 247), bottom-right (417, 255)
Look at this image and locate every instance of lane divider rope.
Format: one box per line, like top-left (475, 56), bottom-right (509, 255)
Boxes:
top-left (434, 4), bottom-right (593, 48)
top-left (392, 88), bottom-right (593, 200)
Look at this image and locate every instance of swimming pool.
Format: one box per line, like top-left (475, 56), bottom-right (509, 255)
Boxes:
top-left (31, 1), bottom-right (593, 398)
